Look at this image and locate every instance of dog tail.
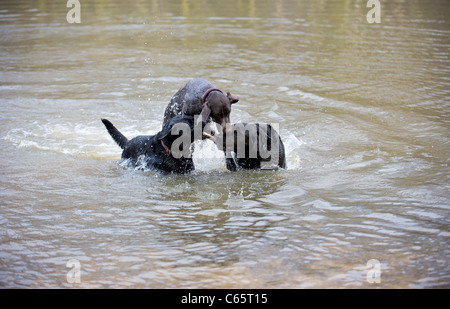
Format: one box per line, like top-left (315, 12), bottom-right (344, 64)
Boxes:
top-left (101, 119), bottom-right (128, 149)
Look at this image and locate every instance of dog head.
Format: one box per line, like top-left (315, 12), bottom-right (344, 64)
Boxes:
top-left (197, 89), bottom-right (239, 134)
top-left (157, 115), bottom-right (208, 158)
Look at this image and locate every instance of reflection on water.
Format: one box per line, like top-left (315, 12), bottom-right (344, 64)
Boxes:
top-left (0, 0), bottom-right (449, 288)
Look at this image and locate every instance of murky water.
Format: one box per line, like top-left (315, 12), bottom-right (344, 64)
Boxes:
top-left (1, 0), bottom-right (449, 288)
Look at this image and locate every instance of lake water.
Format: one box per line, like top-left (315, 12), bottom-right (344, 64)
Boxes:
top-left (0, 0), bottom-right (449, 288)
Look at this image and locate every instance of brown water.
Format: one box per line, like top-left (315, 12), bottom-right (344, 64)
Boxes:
top-left (0, 0), bottom-right (449, 288)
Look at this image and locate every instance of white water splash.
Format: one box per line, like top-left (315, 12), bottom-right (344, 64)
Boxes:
top-left (3, 121), bottom-right (305, 171)
top-left (191, 139), bottom-right (228, 172)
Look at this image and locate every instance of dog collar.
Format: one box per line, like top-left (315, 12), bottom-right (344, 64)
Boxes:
top-left (202, 88), bottom-right (223, 105)
top-left (161, 140), bottom-right (171, 155)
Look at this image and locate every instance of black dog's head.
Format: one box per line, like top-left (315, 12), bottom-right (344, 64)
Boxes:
top-left (157, 115), bottom-right (207, 158)
top-left (198, 89), bottom-right (239, 134)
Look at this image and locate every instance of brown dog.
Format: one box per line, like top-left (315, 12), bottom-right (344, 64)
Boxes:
top-left (162, 78), bottom-right (239, 133)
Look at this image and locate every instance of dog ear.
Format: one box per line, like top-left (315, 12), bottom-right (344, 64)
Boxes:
top-left (197, 103), bottom-right (211, 125)
top-left (227, 92), bottom-right (239, 104)
top-left (157, 116), bottom-right (178, 142)
top-left (157, 123), bottom-right (172, 142)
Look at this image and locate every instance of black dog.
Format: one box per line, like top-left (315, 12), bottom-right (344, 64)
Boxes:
top-left (204, 123), bottom-right (287, 170)
top-left (163, 78), bottom-right (239, 132)
top-left (102, 115), bottom-right (203, 174)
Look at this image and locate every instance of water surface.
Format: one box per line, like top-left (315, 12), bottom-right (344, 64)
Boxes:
top-left (0, 0), bottom-right (449, 288)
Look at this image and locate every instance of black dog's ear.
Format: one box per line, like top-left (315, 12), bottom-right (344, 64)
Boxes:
top-left (227, 92), bottom-right (239, 104)
top-left (156, 126), bottom-right (170, 143)
top-left (157, 118), bottom-right (175, 142)
top-left (158, 116), bottom-right (194, 145)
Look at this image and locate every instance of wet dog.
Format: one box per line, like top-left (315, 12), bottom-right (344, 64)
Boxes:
top-left (203, 123), bottom-right (287, 170)
top-left (163, 78), bottom-right (239, 133)
top-left (102, 115), bottom-right (204, 174)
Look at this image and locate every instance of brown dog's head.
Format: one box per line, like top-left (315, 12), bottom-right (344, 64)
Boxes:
top-left (197, 88), bottom-right (239, 133)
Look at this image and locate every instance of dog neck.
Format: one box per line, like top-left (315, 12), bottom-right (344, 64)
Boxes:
top-left (202, 88), bottom-right (223, 105)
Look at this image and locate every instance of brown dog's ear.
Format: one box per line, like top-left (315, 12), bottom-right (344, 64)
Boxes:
top-left (197, 103), bottom-right (211, 125)
top-left (227, 92), bottom-right (239, 104)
